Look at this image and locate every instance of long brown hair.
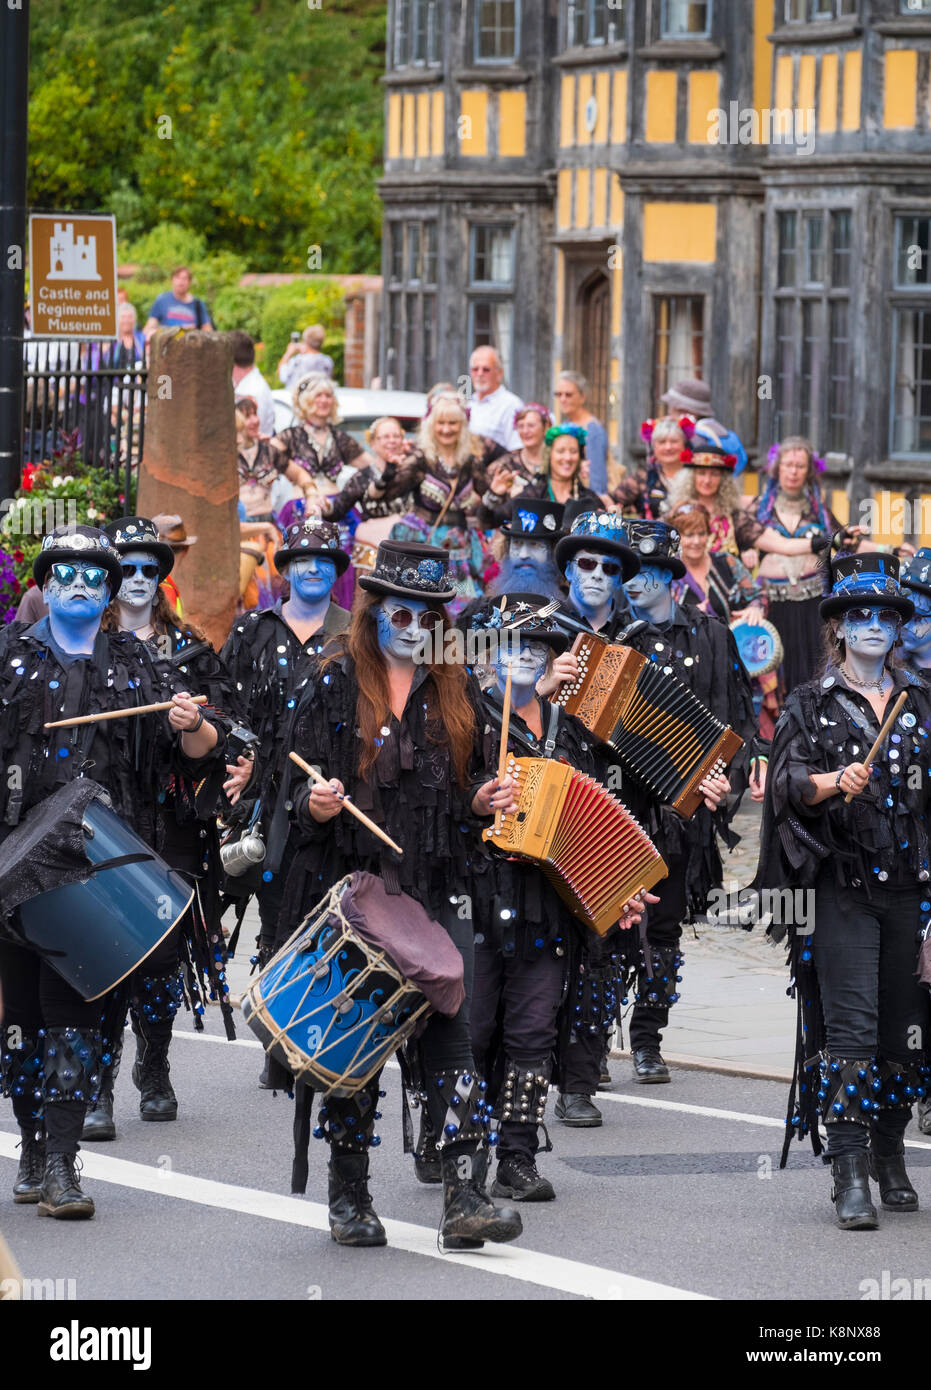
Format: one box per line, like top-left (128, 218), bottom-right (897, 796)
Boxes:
top-left (322, 590), bottom-right (476, 785)
top-left (104, 583), bottom-right (207, 645)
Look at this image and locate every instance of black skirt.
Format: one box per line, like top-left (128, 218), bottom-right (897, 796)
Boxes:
top-left (768, 593), bottom-right (824, 697)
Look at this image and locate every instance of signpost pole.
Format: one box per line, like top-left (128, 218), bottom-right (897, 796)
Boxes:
top-left (0, 0), bottom-right (30, 503)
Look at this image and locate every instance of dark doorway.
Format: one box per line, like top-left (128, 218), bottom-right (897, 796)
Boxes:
top-left (577, 269), bottom-right (611, 423)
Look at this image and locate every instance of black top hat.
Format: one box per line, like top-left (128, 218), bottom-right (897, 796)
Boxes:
top-left (275, 517), bottom-right (349, 575)
top-left (104, 516), bottom-right (175, 581)
top-left (618, 519), bottom-right (687, 580)
top-left (470, 593), bottom-right (569, 654)
top-left (554, 507), bottom-right (641, 580)
top-left (33, 525), bottom-right (124, 595)
top-left (899, 548), bottom-right (931, 601)
top-left (358, 540), bottom-right (456, 602)
top-left (820, 552), bottom-right (914, 620)
top-left (500, 496), bottom-right (566, 541)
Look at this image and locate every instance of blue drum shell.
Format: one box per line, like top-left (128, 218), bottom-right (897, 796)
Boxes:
top-left (17, 796), bottom-right (193, 1002)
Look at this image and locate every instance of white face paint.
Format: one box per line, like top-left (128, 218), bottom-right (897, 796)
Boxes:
top-left (117, 548), bottom-right (161, 613)
top-left (375, 597), bottom-right (433, 664)
top-left (494, 639), bottom-right (549, 699)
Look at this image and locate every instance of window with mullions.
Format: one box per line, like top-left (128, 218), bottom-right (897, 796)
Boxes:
top-left (393, 0), bottom-right (440, 67)
top-left (652, 296), bottom-right (704, 412)
top-left (385, 220), bottom-right (438, 390)
top-left (567, 0), bottom-right (625, 45)
top-left (772, 208), bottom-right (852, 452)
top-left (892, 214), bottom-right (931, 456)
top-left (895, 215), bottom-right (931, 289)
top-left (475, 0), bottom-right (519, 62)
top-left (901, 0), bottom-right (931, 15)
top-left (661, 0), bottom-right (711, 37)
top-left (784, 0), bottom-right (857, 19)
top-left (468, 223), bottom-right (515, 378)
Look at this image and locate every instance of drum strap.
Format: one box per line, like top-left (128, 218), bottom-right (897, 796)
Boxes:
top-left (86, 852), bottom-right (154, 876)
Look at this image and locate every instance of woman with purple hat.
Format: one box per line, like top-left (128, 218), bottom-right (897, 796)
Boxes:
top-left (272, 539), bottom-right (524, 1251)
top-left (756, 550), bottom-right (931, 1229)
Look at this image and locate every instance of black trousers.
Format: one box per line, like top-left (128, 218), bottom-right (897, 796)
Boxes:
top-left (628, 855), bottom-right (689, 1053)
top-left (813, 875), bottom-right (931, 1154)
top-left (471, 938), bottom-right (564, 1157)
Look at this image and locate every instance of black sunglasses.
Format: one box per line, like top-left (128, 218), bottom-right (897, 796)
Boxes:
top-left (121, 562), bottom-right (161, 580)
top-left (845, 607), bottom-right (902, 626)
top-left (575, 556), bottom-right (621, 578)
top-left (385, 606), bottom-right (443, 631)
top-left (50, 562), bottom-right (109, 590)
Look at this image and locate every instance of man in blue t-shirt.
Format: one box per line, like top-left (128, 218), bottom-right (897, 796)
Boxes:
top-left (143, 266), bottom-right (213, 339)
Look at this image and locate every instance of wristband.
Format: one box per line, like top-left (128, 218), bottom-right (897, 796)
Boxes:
top-left (755, 755), bottom-right (769, 765)
top-left (835, 767), bottom-right (845, 789)
top-left (190, 711), bottom-right (204, 733)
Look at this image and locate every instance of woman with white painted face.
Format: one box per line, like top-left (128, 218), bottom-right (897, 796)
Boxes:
top-left (756, 551), bottom-right (931, 1230)
top-left (77, 518), bottom-right (245, 1140)
top-left (274, 540), bottom-right (523, 1251)
top-left (0, 526), bottom-right (226, 1218)
top-left (464, 595), bottom-right (651, 1202)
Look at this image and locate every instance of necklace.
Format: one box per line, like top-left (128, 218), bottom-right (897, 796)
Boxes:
top-left (842, 665), bottom-right (889, 694)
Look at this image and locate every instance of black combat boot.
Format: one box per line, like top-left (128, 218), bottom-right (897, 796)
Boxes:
top-left (132, 1029), bottom-right (178, 1121)
top-left (830, 1152), bottom-right (878, 1231)
top-left (492, 1151), bottom-right (555, 1202)
top-left (81, 1035), bottom-right (122, 1141)
top-left (439, 1145), bottom-right (523, 1251)
top-left (327, 1151), bottom-right (387, 1247)
top-left (869, 1146), bottom-right (918, 1211)
top-left (38, 1152), bottom-right (95, 1220)
top-left (12, 1129), bottom-right (45, 1204)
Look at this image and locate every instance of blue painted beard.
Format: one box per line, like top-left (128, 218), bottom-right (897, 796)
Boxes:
top-left (488, 550), bottom-right (563, 600)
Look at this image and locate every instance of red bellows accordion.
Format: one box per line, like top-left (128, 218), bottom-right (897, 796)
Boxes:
top-left (482, 756), bottom-right (668, 936)
top-left (552, 633), bottom-right (744, 817)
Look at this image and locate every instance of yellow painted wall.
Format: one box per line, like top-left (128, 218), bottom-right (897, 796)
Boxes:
top-left (561, 74), bottom-right (576, 147)
top-left (688, 71), bottom-right (720, 145)
top-left (593, 167), bottom-right (607, 228)
top-left (753, 0), bottom-right (774, 124)
top-left (576, 72), bottom-right (594, 147)
top-left (402, 93), bottom-right (415, 159)
top-left (594, 71), bottom-right (610, 143)
top-left (612, 70), bottom-right (628, 144)
top-left (575, 168), bottom-right (591, 229)
top-left (819, 52), bottom-right (838, 134)
top-left (459, 90), bottom-right (488, 156)
top-left (387, 94), bottom-right (401, 159)
top-left (742, 472), bottom-right (760, 499)
top-left (832, 491), bottom-right (850, 527)
top-left (797, 54), bottom-right (815, 141)
top-left (431, 90), bottom-right (445, 157)
top-left (557, 169), bottom-right (573, 232)
top-left (884, 50), bottom-right (918, 130)
top-left (645, 71), bottom-right (677, 143)
top-left (643, 203), bottom-right (717, 263)
top-left (871, 490), bottom-right (906, 546)
top-left (610, 178), bottom-right (624, 230)
top-left (842, 50), bottom-right (861, 132)
top-left (555, 251), bottom-right (565, 337)
top-left (498, 89), bottom-right (526, 156)
top-left (775, 54), bottom-right (794, 114)
top-left (416, 92), bottom-right (430, 158)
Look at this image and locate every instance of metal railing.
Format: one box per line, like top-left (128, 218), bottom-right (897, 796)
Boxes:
top-left (23, 338), bottom-right (147, 507)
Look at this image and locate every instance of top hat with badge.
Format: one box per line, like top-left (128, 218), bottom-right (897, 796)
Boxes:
top-left (33, 524), bottom-right (124, 595)
top-left (274, 517), bottom-right (350, 575)
top-left (554, 506), bottom-right (640, 580)
top-left (819, 552), bottom-right (915, 621)
top-left (358, 539), bottom-right (456, 603)
top-left (104, 516), bottom-right (176, 582)
top-left (499, 496), bottom-right (566, 542)
top-left (899, 548), bottom-right (931, 602)
top-left (618, 518), bottom-right (687, 581)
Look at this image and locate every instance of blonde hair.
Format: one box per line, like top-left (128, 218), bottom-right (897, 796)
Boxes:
top-left (293, 372), bottom-right (340, 424)
top-left (418, 392), bottom-right (480, 467)
top-left (667, 465), bottom-right (741, 517)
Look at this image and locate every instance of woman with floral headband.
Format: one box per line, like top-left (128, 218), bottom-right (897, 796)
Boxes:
top-left (615, 415), bottom-right (694, 519)
top-left (478, 403), bottom-right (552, 527)
top-left (481, 425), bottom-right (600, 519)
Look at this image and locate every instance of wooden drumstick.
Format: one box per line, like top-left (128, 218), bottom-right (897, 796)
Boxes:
top-left (45, 694), bottom-right (208, 729)
top-left (288, 750), bottom-right (404, 857)
top-left (844, 690), bottom-right (908, 803)
top-left (494, 665), bottom-right (513, 835)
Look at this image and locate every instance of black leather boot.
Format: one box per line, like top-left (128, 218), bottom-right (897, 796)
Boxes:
top-left (13, 1129), bottom-right (45, 1204)
top-left (327, 1152), bottom-right (386, 1247)
top-left (632, 1047), bottom-right (670, 1084)
top-left (869, 1147), bottom-right (918, 1211)
top-left (439, 1146), bottom-right (523, 1251)
top-left (492, 1152), bottom-right (555, 1202)
top-left (38, 1152), bottom-right (94, 1220)
top-left (81, 1035), bottom-right (122, 1142)
top-left (132, 1030), bottom-right (178, 1121)
top-left (554, 1092), bottom-right (602, 1126)
top-left (830, 1152), bottom-right (878, 1230)
top-left (413, 1108), bottom-right (441, 1185)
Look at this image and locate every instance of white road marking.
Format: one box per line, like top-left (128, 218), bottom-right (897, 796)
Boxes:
top-left (0, 1132), bottom-right (706, 1302)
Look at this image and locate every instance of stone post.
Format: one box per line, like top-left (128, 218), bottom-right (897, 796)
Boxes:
top-left (138, 329), bottom-right (239, 650)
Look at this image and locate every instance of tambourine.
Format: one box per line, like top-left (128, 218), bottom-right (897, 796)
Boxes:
top-left (729, 615), bottom-right (783, 678)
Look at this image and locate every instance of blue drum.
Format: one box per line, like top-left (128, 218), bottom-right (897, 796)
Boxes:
top-left (730, 615), bottom-right (784, 679)
top-left (243, 876), bottom-right (433, 1098)
top-left (15, 794), bottom-right (194, 1001)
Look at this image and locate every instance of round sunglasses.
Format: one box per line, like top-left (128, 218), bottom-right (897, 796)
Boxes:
top-left (384, 605), bottom-right (443, 631)
top-left (121, 562), bottom-right (160, 580)
top-left (844, 607), bottom-right (902, 626)
top-left (575, 556), bottom-right (622, 578)
top-left (50, 562), bottom-right (109, 590)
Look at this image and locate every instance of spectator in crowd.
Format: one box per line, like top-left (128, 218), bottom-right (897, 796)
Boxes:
top-left (554, 372), bottom-right (610, 496)
top-left (111, 303), bottom-right (146, 366)
top-left (277, 324), bottom-right (335, 389)
top-left (479, 403), bottom-right (552, 526)
top-left (667, 428), bottom-right (757, 563)
top-left (143, 266), bottom-right (213, 339)
top-left (615, 415), bottom-right (693, 519)
top-left (467, 346), bottom-right (522, 451)
top-left (229, 331), bottom-right (276, 437)
top-left (666, 501), bottom-right (761, 627)
top-left (236, 395), bottom-right (317, 522)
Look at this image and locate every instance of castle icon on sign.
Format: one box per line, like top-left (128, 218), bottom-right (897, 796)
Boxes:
top-left (46, 222), bottom-right (101, 281)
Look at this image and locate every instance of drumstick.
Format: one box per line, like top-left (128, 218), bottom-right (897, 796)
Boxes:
top-left (44, 694), bottom-right (208, 729)
top-left (288, 750), bottom-right (404, 857)
top-left (844, 690), bottom-right (908, 803)
top-left (494, 665), bottom-right (512, 834)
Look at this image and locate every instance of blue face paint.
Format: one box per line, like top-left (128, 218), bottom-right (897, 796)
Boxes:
top-left (567, 548), bottom-right (624, 617)
top-left (289, 556), bottom-right (337, 604)
top-left (376, 598), bottom-right (430, 664)
top-left (45, 563), bottom-right (111, 653)
top-left (841, 607), bottom-right (899, 658)
top-left (494, 637), bottom-right (549, 699)
top-left (903, 596), bottom-right (931, 654)
top-left (624, 564), bottom-right (675, 621)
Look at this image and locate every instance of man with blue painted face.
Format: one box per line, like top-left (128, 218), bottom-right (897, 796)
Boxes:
top-left (899, 549), bottom-right (931, 681)
top-left (558, 501), bottom-right (634, 638)
top-left (756, 551), bottom-right (931, 1230)
top-left (0, 526), bottom-right (227, 1219)
top-left (455, 497), bottom-right (566, 644)
top-left (221, 519), bottom-right (351, 987)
